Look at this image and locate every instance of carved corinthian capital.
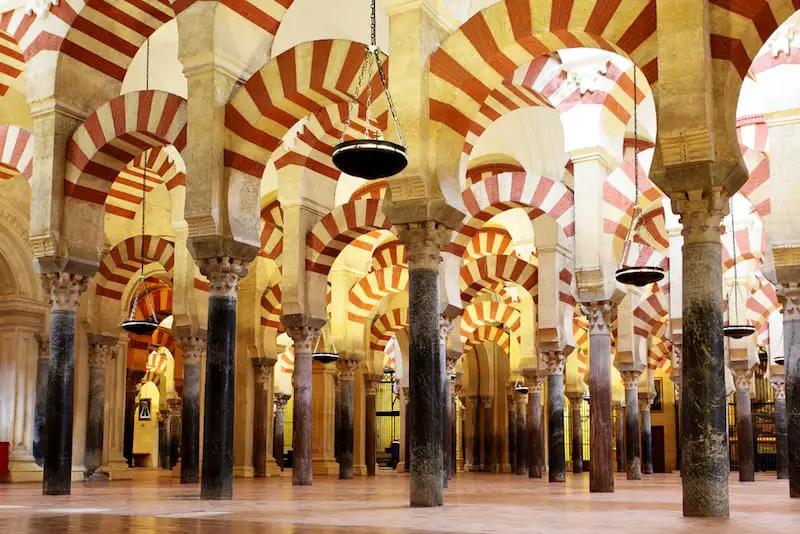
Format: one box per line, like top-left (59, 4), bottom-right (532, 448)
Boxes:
top-left (42, 272), bottom-right (89, 312)
top-left (398, 221), bottom-right (451, 270)
top-left (777, 284), bottom-right (800, 318)
top-left (579, 301), bottom-right (615, 335)
top-left (197, 257), bottom-right (249, 297)
top-left (620, 370), bottom-right (642, 391)
top-left (670, 187), bottom-right (728, 245)
top-left (178, 333), bottom-right (206, 366)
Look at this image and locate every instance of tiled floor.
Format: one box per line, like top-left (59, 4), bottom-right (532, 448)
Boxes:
top-left (0, 470), bottom-right (797, 533)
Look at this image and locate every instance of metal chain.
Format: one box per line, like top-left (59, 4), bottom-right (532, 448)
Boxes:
top-left (371, 0), bottom-right (377, 48)
top-left (339, 51), bottom-right (370, 143)
top-left (374, 49), bottom-right (405, 147)
top-left (140, 39), bottom-right (150, 279)
top-left (621, 64), bottom-right (641, 266)
top-left (730, 197), bottom-right (740, 324)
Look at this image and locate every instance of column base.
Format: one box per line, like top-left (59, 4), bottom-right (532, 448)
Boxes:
top-left (463, 463), bottom-right (476, 472)
top-left (312, 458), bottom-right (339, 476)
top-left (72, 466), bottom-right (86, 482)
top-left (233, 465), bottom-right (255, 478)
top-left (265, 459), bottom-right (281, 477)
top-left (499, 463), bottom-right (512, 473)
top-left (4, 450), bottom-right (43, 483)
top-left (103, 459), bottom-right (132, 481)
top-left (171, 460), bottom-right (181, 478)
top-left (354, 464), bottom-right (368, 476)
top-left (396, 461), bottom-right (407, 472)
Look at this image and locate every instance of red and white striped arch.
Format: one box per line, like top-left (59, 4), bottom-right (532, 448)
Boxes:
top-left (740, 147), bottom-right (771, 218)
top-left (746, 273), bottom-right (780, 331)
top-left (0, 125), bottom-right (33, 181)
top-left (151, 327), bottom-right (176, 354)
top-left (648, 338), bottom-right (672, 375)
top-left (722, 223), bottom-right (766, 272)
top-left (451, 172), bottom-right (574, 258)
top-left (465, 161), bottom-right (525, 188)
top-left (737, 114), bottom-right (769, 153)
top-left (464, 227), bottom-right (515, 261)
top-left (0, 30), bottom-right (23, 97)
top-left (306, 199), bottom-right (393, 275)
top-left (634, 284), bottom-right (669, 339)
top-left (225, 40), bottom-right (386, 185)
top-left (96, 235), bottom-right (174, 301)
top-left (260, 197), bottom-right (284, 260)
top-left (279, 346), bottom-right (294, 374)
top-left (65, 90), bottom-right (187, 205)
top-left (351, 180), bottom-right (387, 201)
top-left (261, 284), bottom-right (282, 330)
top-left (573, 314), bottom-right (589, 375)
top-left (465, 325), bottom-right (510, 353)
top-left (105, 147), bottom-right (185, 220)
top-left (460, 301), bottom-right (521, 345)
top-left (133, 278), bottom-right (172, 321)
top-left (370, 306), bottom-right (408, 352)
top-left (372, 240), bottom-right (407, 270)
top-left (460, 255), bottom-right (538, 307)
top-left (348, 266), bottom-right (408, 324)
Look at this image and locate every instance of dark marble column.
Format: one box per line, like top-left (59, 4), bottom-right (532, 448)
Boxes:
top-left (507, 394), bottom-right (518, 473)
top-left (620, 372), bottom-right (641, 480)
top-left (675, 194), bottom-right (728, 516)
top-left (771, 378), bottom-right (789, 479)
top-left (273, 393), bottom-right (290, 470)
top-left (365, 374), bottom-right (381, 476)
top-left (779, 286), bottom-right (800, 498)
top-left (42, 272), bottom-right (89, 496)
top-left (567, 393), bottom-right (584, 474)
top-left (731, 368), bottom-right (755, 482)
top-left (444, 350), bottom-right (459, 482)
top-left (639, 391), bottom-right (654, 475)
top-left (401, 222), bottom-right (449, 507)
top-left (581, 301), bottom-right (616, 493)
top-left (198, 257), bottom-right (249, 500)
top-left (176, 332), bottom-right (204, 484)
top-left (515, 394), bottom-right (527, 475)
top-left (542, 351), bottom-right (566, 483)
top-left (525, 374), bottom-right (544, 478)
top-left (402, 387), bottom-right (410, 472)
top-left (469, 395), bottom-right (480, 471)
top-left (85, 337), bottom-right (116, 478)
top-left (33, 336), bottom-right (49, 467)
top-left (167, 398), bottom-right (182, 469)
top-left (338, 360), bottom-right (358, 480)
top-left (252, 358), bottom-right (274, 478)
top-left (614, 402), bottom-right (625, 473)
top-left (284, 320), bottom-right (323, 487)
top-left (481, 397), bottom-right (493, 472)
top-left (158, 410), bottom-right (171, 468)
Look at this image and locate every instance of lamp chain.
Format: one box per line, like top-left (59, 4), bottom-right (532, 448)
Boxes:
top-left (730, 198), bottom-right (740, 324)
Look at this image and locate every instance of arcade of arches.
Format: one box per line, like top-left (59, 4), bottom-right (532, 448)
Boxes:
top-left (0, 0), bottom-right (799, 531)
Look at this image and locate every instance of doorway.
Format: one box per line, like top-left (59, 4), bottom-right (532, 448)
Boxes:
top-left (652, 426), bottom-right (666, 473)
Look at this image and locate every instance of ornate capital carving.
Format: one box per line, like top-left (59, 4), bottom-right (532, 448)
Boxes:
top-left (251, 358), bottom-right (275, 388)
top-left (337, 359), bottom-right (359, 381)
top-left (541, 350), bottom-right (567, 375)
top-left (770, 377), bottom-right (786, 400)
top-left (777, 284), bottom-right (800, 317)
top-left (445, 350), bottom-right (461, 374)
top-left (36, 335), bottom-right (50, 361)
top-left (522, 371), bottom-right (545, 393)
top-left (397, 221), bottom-right (450, 270)
top-left (41, 273), bottom-right (89, 312)
top-left (670, 188), bottom-right (728, 244)
top-left (286, 325), bottom-right (321, 352)
top-left (480, 396), bottom-right (493, 409)
top-left (178, 335), bottom-right (205, 366)
top-left (671, 343), bottom-right (682, 370)
top-left (566, 392), bottom-right (584, 410)
top-left (197, 257), bottom-right (249, 297)
top-left (439, 316), bottom-right (455, 346)
top-left (88, 341), bottom-right (116, 369)
top-left (274, 392), bottom-right (291, 411)
top-left (732, 366), bottom-right (755, 390)
top-left (365, 374), bottom-right (382, 396)
top-left (620, 370), bottom-right (642, 391)
top-left (579, 301), bottom-right (615, 335)
top-left (167, 397), bottom-right (183, 415)
top-left (638, 391), bottom-right (656, 410)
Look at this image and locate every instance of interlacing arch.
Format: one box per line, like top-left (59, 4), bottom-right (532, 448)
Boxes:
top-left (0, 125), bottom-right (33, 181)
top-left (0, 30), bottom-right (23, 97)
top-left (460, 255), bottom-right (538, 307)
top-left (65, 90), bottom-right (187, 205)
top-left (106, 147), bottom-right (185, 220)
top-left (746, 272), bottom-right (781, 331)
top-left (465, 325), bottom-right (510, 353)
top-left (260, 196), bottom-right (284, 260)
top-left (261, 284), bottom-right (282, 330)
top-left (348, 265), bottom-right (408, 324)
top-left (450, 172), bottom-right (574, 258)
top-left (305, 198), bottom-right (393, 275)
top-left (225, 39), bottom-right (387, 185)
top-left (648, 338), bottom-right (672, 375)
top-left (372, 240), bottom-right (407, 270)
top-left (96, 235), bottom-right (175, 301)
top-left (460, 301), bottom-right (521, 345)
top-left (370, 306), bottom-right (408, 352)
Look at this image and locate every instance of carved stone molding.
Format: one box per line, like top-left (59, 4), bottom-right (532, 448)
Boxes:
top-left (274, 392), bottom-right (292, 411)
top-left (541, 350), bottom-right (567, 376)
top-left (41, 272), bottom-right (89, 312)
top-left (178, 335), bottom-right (206, 366)
top-left (365, 374), bottom-right (382, 396)
top-left (397, 221), bottom-right (451, 270)
top-left (338, 359), bottom-right (359, 381)
top-left (579, 301), bottom-right (615, 335)
top-left (197, 257), bottom-right (249, 297)
top-left (776, 284), bottom-right (800, 317)
top-left (659, 128), bottom-right (713, 167)
top-left (670, 188), bottom-right (728, 245)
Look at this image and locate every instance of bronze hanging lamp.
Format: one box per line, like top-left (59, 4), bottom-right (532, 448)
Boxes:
top-left (723, 199), bottom-right (756, 339)
top-left (312, 322), bottom-right (340, 364)
top-left (331, 0), bottom-right (407, 180)
top-left (121, 40), bottom-right (159, 336)
top-left (513, 375), bottom-right (529, 395)
top-left (615, 65), bottom-right (665, 288)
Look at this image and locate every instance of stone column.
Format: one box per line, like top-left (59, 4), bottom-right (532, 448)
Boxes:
top-left (467, 395), bottom-right (480, 471)
top-left (273, 393), bottom-right (290, 470)
top-left (731, 367), bottom-right (755, 482)
top-left (673, 190), bottom-right (729, 515)
top-left (158, 410), bottom-right (171, 468)
top-left (455, 394), bottom-right (465, 473)
top-left (251, 358), bottom-right (274, 478)
top-left (33, 336), bottom-right (49, 466)
top-left (525, 373), bottom-right (545, 478)
top-left (401, 386), bottom-right (410, 472)
top-left (614, 402), bottom-right (625, 473)
top-left (365, 374), bottom-right (381, 476)
top-left (285, 320), bottom-right (322, 486)
top-left (639, 391), bottom-right (655, 475)
top-left (581, 301), bottom-right (616, 493)
top-left (620, 371), bottom-right (642, 480)
top-left (177, 332), bottom-right (204, 484)
top-left (507, 393), bottom-right (518, 473)
top-left (166, 398), bottom-right (182, 470)
top-left (443, 349), bottom-right (459, 483)
top-left (542, 351), bottom-right (567, 482)
top-left (778, 285), bottom-right (800, 497)
top-left (399, 222), bottom-right (449, 507)
top-left (85, 336), bottom-right (116, 478)
top-left (566, 392), bottom-right (584, 474)
top-left (197, 258), bottom-right (248, 500)
top-left (334, 372), bottom-right (342, 464)
top-left (338, 360), bottom-right (358, 480)
top-left (481, 397), bottom-right (494, 472)
top-left (515, 393), bottom-right (527, 476)
top-left (42, 272), bottom-right (89, 496)
top-left (769, 377), bottom-right (788, 479)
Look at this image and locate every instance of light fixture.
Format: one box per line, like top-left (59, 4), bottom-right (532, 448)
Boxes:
top-left (513, 376), bottom-right (528, 395)
top-left (312, 322), bottom-right (339, 364)
top-left (122, 39), bottom-right (159, 337)
top-left (331, 0), bottom-right (407, 180)
top-left (615, 64), bottom-right (665, 288)
top-left (723, 198), bottom-right (756, 339)
top-left (774, 354), bottom-right (785, 365)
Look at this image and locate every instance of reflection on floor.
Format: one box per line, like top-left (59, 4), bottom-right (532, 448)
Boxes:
top-left (0, 471), bottom-right (797, 533)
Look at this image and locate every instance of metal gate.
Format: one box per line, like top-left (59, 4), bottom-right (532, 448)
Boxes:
top-left (375, 372), bottom-right (400, 468)
top-left (564, 396), bottom-right (591, 465)
top-left (728, 366), bottom-right (776, 472)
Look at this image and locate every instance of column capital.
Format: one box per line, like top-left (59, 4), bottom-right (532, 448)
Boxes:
top-left (522, 371), bottom-right (546, 392)
top-left (41, 272), bottom-right (89, 312)
top-left (540, 350), bottom-right (567, 375)
top-left (638, 391), bottom-right (656, 410)
top-left (445, 349), bottom-right (461, 373)
top-left (87, 334), bottom-right (118, 368)
top-left (620, 370), bottom-right (642, 391)
top-left (197, 257), bottom-right (249, 297)
top-left (579, 300), bottom-right (616, 335)
top-left (251, 357), bottom-right (275, 388)
top-left (337, 359), bottom-right (359, 381)
top-left (273, 392), bottom-right (291, 410)
top-left (167, 397), bottom-right (183, 415)
top-left (731, 366), bottom-right (755, 391)
top-left (282, 315), bottom-right (326, 351)
top-left (439, 316), bottom-right (455, 346)
top-left (776, 283), bottom-right (800, 317)
top-left (566, 391), bottom-right (585, 404)
top-left (397, 221), bottom-right (451, 270)
top-left (36, 335), bottom-right (50, 361)
top-left (365, 374), bottom-right (382, 396)
top-left (670, 187), bottom-right (728, 245)
top-left (177, 332), bottom-right (206, 366)
top-left (480, 396), bottom-right (493, 409)
top-left (770, 376), bottom-right (786, 400)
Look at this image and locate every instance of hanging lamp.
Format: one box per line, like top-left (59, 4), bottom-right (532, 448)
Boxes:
top-left (723, 199), bottom-right (756, 339)
top-left (312, 322), bottom-right (340, 364)
top-left (122, 39), bottom-right (159, 336)
top-left (331, 0), bottom-right (407, 180)
top-left (615, 65), bottom-right (665, 288)
top-left (513, 376), bottom-right (529, 395)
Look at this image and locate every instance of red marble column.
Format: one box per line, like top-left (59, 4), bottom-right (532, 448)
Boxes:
top-left (365, 374), bottom-right (381, 476)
